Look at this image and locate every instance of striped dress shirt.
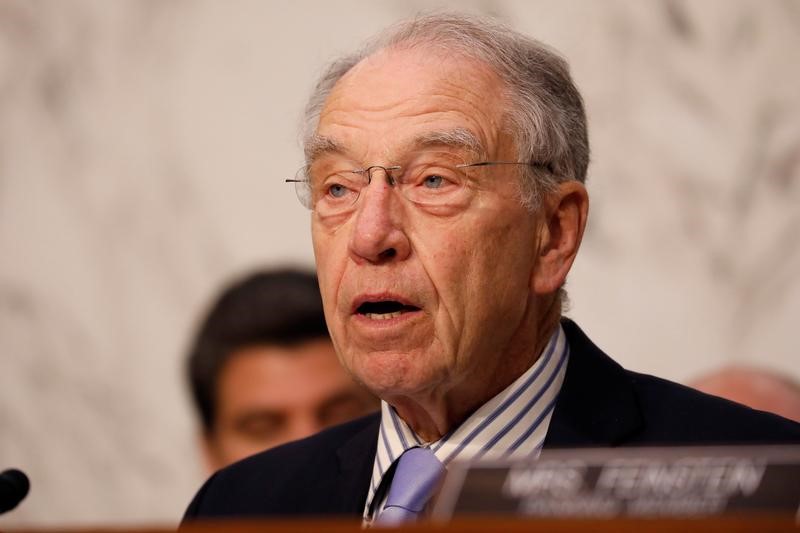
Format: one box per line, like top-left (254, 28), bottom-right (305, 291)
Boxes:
top-left (363, 324), bottom-right (570, 522)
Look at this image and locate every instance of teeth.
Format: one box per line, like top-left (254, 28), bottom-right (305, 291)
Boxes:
top-left (365, 311), bottom-right (403, 320)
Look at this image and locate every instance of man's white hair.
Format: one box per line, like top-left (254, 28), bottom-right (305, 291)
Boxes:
top-left (302, 11), bottom-right (590, 210)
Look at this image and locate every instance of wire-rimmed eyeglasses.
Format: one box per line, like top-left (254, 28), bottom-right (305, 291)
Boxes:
top-left (285, 150), bottom-right (550, 217)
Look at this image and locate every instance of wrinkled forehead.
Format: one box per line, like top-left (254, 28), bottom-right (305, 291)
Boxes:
top-left (311, 46), bottom-right (510, 164)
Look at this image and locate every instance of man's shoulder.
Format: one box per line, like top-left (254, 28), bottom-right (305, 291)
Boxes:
top-left (626, 369), bottom-right (800, 444)
top-left (183, 412), bottom-right (381, 520)
top-left (554, 319), bottom-right (800, 447)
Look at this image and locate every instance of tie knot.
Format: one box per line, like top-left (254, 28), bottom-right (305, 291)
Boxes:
top-left (376, 447), bottom-right (445, 525)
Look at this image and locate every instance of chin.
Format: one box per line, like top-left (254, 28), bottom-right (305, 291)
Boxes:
top-left (353, 352), bottom-right (444, 398)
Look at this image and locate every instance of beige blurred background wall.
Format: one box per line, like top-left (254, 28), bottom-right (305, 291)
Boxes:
top-left (0, 0), bottom-right (798, 527)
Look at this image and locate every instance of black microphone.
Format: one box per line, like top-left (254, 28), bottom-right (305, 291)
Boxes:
top-left (0, 468), bottom-right (30, 514)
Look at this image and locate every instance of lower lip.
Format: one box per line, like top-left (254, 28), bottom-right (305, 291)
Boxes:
top-left (351, 309), bottom-right (423, 328)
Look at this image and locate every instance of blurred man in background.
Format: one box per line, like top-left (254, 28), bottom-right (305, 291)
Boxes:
top-left (690, 365), bottom-right (800, 422)
top-left (186, 269), bottom-right (377, 472)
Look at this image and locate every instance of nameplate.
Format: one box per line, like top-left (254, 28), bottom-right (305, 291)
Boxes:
top-left (431, 445), bottom-right (800, 520)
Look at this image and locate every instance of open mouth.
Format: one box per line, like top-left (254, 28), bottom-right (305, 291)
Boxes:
top-left (356, 300), bottom-right (421, 320)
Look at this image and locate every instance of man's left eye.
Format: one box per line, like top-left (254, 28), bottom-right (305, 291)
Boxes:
top-left (422, 175), bottom-right (444, 188)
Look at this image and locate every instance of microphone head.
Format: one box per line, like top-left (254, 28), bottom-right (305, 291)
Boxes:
top-left (0, 468), bottom-right (30, 514)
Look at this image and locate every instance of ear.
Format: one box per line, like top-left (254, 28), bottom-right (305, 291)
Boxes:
top-left (531, 181), bottom-right (589, 295)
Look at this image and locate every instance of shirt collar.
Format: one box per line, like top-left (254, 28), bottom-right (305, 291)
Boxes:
top-left (363, 324), bottom-right (570, 520)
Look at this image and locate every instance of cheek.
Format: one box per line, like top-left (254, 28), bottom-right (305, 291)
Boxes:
top-left (425, 215), bottom-right (523, 290)
top-left (213, 432), bottom-right (254, 463)
top-left (454, 218), bottom-right (535, 317)
top-left (312, 226), bottom-right (345, 310)
top-left (410, 223), bottom-right (490, 349)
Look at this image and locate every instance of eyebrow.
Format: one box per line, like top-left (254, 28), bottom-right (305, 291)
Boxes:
top-left (409, 128), bottom-right (486, 158)
top-left (303, 127), bottom-right (487, 165)
top-left (304, 134), bottom-right (347, 164)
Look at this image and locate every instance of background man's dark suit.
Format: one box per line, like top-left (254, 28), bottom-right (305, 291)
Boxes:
top-left (183, 320), bottom-right (800, 519)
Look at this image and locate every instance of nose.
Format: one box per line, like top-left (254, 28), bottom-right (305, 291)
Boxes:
top-left (348, 168), bottom-right (411, 265)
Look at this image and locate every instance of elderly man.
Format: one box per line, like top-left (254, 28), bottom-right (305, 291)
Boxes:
top-left (183, 13), bottom-right (800, 523)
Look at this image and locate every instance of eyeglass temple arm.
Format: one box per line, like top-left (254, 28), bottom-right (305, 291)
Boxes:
top-left (461, 161), bottom-right (555, 174)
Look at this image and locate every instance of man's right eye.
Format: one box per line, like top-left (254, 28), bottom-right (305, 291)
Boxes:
top-left (328, 183), bottom-right (349, 198)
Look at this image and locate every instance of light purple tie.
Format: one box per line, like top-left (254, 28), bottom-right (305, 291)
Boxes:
top-left (375, 447), bottom-right (446, 525)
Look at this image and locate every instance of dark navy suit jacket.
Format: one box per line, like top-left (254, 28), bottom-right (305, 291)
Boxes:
top-left (183, 320), bottom-right (800, 520)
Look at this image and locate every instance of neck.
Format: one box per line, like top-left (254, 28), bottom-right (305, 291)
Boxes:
top-left (387, 296), bottom-right (562, 442)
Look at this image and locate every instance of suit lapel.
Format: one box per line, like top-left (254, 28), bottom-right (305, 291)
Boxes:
top-left (333, 413), bottom-right (381, 514)
top-left (544, 319), bottom-right (644, 448)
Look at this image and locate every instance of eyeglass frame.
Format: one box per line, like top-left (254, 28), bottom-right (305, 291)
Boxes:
top-left (285, 158), bottom-right (554, 212)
